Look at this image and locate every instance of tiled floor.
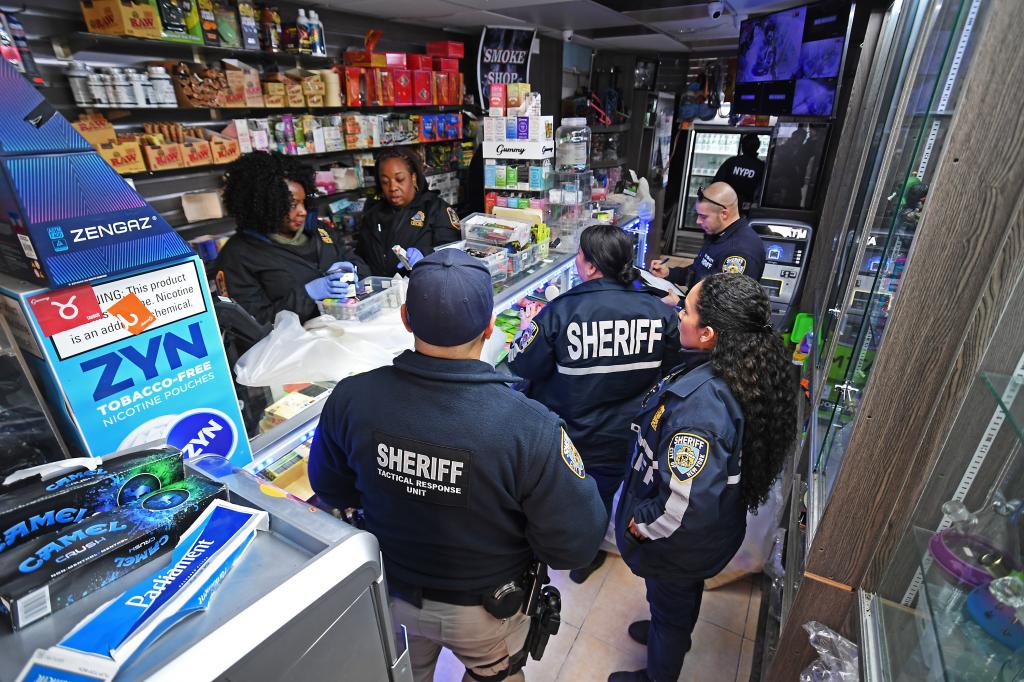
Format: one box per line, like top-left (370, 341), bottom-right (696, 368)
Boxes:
top-left (433, 554), bottom-right (761, 682)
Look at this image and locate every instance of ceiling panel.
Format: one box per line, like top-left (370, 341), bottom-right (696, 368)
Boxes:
top-left (418, 10), bottom-right (534, 28)
top-left (497, 1), bottom-right (642, 30)
top-left (589, 33), bottom-right (689, 52)
top-left (337, 0), bottom-right (459, 19)
top-left (654, 18), bottom-right (739, 38)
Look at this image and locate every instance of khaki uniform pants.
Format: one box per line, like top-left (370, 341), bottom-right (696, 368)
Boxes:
top-left (391, 597), bottom-right (531, 682)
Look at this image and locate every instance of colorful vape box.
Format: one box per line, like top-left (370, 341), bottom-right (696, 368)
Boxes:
top-left (530, 165), bottom-right (544, 190)
top-left (391, 68), bottom-right (412, 105)
top-left (407, 54), bottom-right (432, 71)
top-left (446, 113), bottom-right (461, 140)
top-left (434, 71), bottom-right (450, 105)
top-left (0, 446), bottom-right (183, 556)
top-left (0, 475), bottom-right (226, 629)
top-left (483, 117), bottom-right (499, 142)
top-left (385, 52), bottom-right (407, 67)
top-left (489, 83), bottom-right (506, 110)
top-left (426, 41), bottom-right (464, 59)
top-left (484, 161), bottom-right (496, 188)
top-left (236, 0), bottom-right (260, 50)
top-left (80, 0), bottom-right (161, 39)
top-left (413, 70), bottom-right (433, 105)
top-left (494, 164), bottom-right (506, 188)
top-left (0, 60), bottom-right (193, 288)
top-left (530, 115), bottom-right (554, 142)
top-left (505, 118), bottom-right (517, 140)
top-left (517, 117), bottom-right (529, 140)
top-left (157, 0), bottom-right (203, 44)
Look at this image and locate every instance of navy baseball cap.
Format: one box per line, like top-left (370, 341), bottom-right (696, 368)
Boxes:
top-left (405, 249), bottom-right (493, 346)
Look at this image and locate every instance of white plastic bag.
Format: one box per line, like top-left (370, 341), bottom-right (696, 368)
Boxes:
top-left (706, 478), bottom-right (785, 589)
top-left (234, 310), bottom-right (395, 386)
top-left (635, 177), bottom-right (656, 221)
top-left (799, 621), bottom-right (860, 682)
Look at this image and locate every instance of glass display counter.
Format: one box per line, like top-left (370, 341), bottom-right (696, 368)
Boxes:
top-left (807, 0), bottom-right (989, 543)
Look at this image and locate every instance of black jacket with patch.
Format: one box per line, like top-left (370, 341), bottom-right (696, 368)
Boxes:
top-left (713, 154), bottom-right (765, 207)
top-left (507, 278), bottom-right (682, 469)
top-left (308, 351), bottom-right (607, 593)
top-left (356, 189), bottom-right (461, 277)
top-left (214, 223), bottom-right (368, 325)
top-left (667, 217), bottom-right (766, 290)
top-left (615, 351), bottom-right (747, 580)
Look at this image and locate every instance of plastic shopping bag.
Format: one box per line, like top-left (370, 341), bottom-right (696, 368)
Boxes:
top-left (706, 478), bottom-right (785, 589)
top-left (799, 621), bottom-right (860, 682)
top-left (234, 310), bottom-right (395, 386)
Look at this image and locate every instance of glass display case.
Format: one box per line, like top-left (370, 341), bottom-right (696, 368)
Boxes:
top-left (807, 0), bottom-right (989, 542)
top-left (671, 125), bottom-right (770, 257)
top-left (862, 274), bottom-right (1024, 681)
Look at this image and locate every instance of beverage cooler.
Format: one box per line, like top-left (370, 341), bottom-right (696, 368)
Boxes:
top-left (670, 125), bottom-right (770, 257)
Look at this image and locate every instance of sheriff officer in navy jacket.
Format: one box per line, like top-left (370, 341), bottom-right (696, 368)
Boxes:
top-left (308, 249), bottom-right (606, 682)
top-left (651, 182), bottom-right (765, 299)
top-left (508, 224), bottom-right (681, 584)
top-left (608, 274), bottom-right (797, 682)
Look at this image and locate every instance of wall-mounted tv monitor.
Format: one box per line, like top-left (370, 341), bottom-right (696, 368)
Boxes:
top-left (735, 0), bottom-right (850, 118)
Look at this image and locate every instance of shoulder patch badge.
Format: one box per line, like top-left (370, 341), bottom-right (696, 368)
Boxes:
top-left (318, 227), bottom-right (333, 244)
top-left (722, 256), bottom-right (747, 274)
top-left (650, 404), bottom-right (666, 431)
top-left (667, 432), bottom-right (709, 483)
top-left (507, 321), bottom-right (538, 362)
top-left (447, 206), bottom-right (461, 230)
top-left (561, 428), bottom-right (586, 479)
top-left (410, 210), bottom-right (426, 228)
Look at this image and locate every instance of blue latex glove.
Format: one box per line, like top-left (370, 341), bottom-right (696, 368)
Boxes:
top-left (305, 262), bottom-right (356, 301)
top-left (396, 248), bottom-right (424, 270)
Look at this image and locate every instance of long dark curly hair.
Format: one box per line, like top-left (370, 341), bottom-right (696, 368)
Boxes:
top-left (222, 151), bottom-right (315, 235)
top-left (697, 273), bottom-right (797, 512)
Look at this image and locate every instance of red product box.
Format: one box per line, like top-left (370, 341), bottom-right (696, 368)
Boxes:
top-left (385, 52), bottom-right (407, 67)
top-left (408, 54), bottom-right (432, 70)
top-left (391, 68), bottom-right (413, 105)
top-left (413, 70), bottom-right (434, 105)
top-left (345, 67), bottom-right (366, 107)
top-left (451, 73), bottom-right (463, 106)
top-left (376, 68), bottom-right (395, 106)
top-left (426, 41), bottom-right (464, 59)
top-left (432, 57), bottom-right (458, 72)
top-left (434, 71), bottom-right (450, 105)
top-left (489, 83), bottom-right (505, 109)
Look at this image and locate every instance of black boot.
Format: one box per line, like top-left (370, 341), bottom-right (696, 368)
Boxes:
top-left (569, 550), bottom-right (607, 584)
top-left (627, 619), bottom-right (650, 646)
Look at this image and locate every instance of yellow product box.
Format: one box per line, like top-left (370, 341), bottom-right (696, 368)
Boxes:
top-left (141, 141), bottom-right (184, 171)
top-left (208, 134), bottom-right (241, 164)
top-left (80, 0), bottom-right (161, 39)
top-left (285, 82), bottom-right (305, 108)
top-left (306, 94), bottom-right (325, 108)
top-left (97, 140), bottom-right (146, 174)
top-left (71, 114), bottom-right (117, 148)
top-left (181, 138), bottom-right (213, 167)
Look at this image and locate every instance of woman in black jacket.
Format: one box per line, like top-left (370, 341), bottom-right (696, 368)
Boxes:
top-left (356, 147), bottom-right (461, 276)
top-left (215, 152), bottom-right (367, 325)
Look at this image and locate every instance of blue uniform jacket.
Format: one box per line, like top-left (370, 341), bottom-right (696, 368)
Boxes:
top-left (615, 351), bottom-right (747, 580)
top-left (507, 278), bottom-right (682, 468)
top-left (668, 217), bottom-right (766, 289)
top-left (308, 350), bottom-right (607, 593)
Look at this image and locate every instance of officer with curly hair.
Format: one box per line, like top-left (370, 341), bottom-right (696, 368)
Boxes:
top-left (609, 273), bottom-right (797, 682)
top-left (215, 151), bottom-right (367, 325)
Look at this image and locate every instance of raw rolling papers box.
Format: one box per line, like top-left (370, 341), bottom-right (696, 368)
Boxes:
top-left (0, 475), bottom-right (226, 629)
top-left (0, 446), bottom-right (184, 556)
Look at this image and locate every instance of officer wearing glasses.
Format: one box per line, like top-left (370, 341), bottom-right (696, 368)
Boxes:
top-left (650, 182), bottom-right (764, 301)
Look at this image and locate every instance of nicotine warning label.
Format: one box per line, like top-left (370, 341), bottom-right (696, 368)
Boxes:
top-left (373, 431), bottom-right (472, 507)
top-left (50, 261), bottom-right (207, 360)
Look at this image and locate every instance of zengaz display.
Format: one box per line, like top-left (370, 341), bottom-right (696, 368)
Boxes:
top-left (734, 0), bottom-right (850, 117)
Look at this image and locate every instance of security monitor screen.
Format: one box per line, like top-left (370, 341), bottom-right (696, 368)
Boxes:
top-left (735, 0), bottom-right (849, 117)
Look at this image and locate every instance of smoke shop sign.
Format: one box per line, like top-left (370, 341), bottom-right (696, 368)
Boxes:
top-left (477, 27), bottom-right (536, 106)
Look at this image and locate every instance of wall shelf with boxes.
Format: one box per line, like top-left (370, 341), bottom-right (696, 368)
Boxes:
top-left (482, 83), bottom-right (555, 215)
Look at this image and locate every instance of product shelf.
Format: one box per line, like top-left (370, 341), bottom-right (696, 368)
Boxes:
top-left (55, 31), bottom-right (337, 69)
top-left (72, 104), bottom-right (466, 116)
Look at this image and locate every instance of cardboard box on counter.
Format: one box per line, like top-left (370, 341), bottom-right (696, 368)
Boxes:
top-left (80, 0), bottom-right (161, 39)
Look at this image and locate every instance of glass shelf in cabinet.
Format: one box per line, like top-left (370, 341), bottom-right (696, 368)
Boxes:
top-left (980, 372), bottom-right (1024, 446)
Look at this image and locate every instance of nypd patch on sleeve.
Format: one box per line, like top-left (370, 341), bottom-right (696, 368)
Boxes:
top-left (667, 432), bottom-right (709, 483)
top-left (561, 429), bottom-right (586, 479)
top-left (722, 256), bottom-right (747, 274)
top-left (508, 321), bottom-right (539, 361)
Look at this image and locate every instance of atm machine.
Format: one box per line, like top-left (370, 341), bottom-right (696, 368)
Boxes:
top-left (750, 219), bottom-right (814, 329)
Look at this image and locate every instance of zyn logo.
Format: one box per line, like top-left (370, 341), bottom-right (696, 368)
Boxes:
top-left (166, 409), bottom-right (237, 459)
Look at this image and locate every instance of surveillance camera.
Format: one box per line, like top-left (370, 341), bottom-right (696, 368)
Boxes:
top-left (707, 1), bottom-right (723, 19)
top-left (562, 29), bottom-right (574, 42)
